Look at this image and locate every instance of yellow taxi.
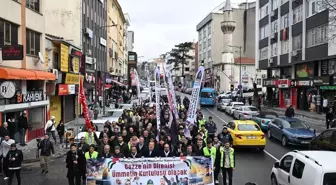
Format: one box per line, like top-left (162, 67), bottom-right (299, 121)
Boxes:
top-left (226, 120), bottom-right (266, 151)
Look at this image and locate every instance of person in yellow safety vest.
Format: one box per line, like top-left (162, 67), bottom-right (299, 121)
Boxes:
top-left (84, 144), bottom-right (100, 160)
top-left (214, 140), bottom-right (235, 185)
top-left (201, 139), bottom-right (216, 166)
top-left (128, 136), bottom-right (139, 150)
top-left (178, 104), bottom-right (184, 111)
top-left (197, 114), bottom-right (207, 128)
top-left (198, 125), bottom-right (208, 143)
top-left (85, 127), bottom-right (98, 146)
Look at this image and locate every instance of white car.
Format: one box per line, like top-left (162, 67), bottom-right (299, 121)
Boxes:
top-left (271, 150), bottom-right (336, 185)
top-left (225, 102), bottom-right (244, 116)
top-left (233, 106), bottom-right (259, 120)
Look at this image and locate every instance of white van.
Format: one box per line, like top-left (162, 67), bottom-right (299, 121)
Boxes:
top-left (271, 150), bottom-right (336, 185)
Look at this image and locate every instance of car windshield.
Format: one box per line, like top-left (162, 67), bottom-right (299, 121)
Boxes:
top-left (323, 173), bottom-right (336, 185)
top-left (238, 124), bottom-right (260, 131)
top-left (201, 92), bottom-right (213, 98)
top-left (245, 107), bottom-right (259, 111)
top-left (282, 119), bottom-right (307, 129)
top-left (234, 104), bottom-right (242, 107)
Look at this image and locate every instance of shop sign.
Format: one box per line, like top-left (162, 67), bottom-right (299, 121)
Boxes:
top-left (65, 73), bottom-right (83, 85)
top-left (72, 57), bottom-right (80, 73)
top-left (0, 81), bottom-right (16, 98)
top-left (296, 79), bottom-right (313, 86)
top-left (105, 73), bottom-right (112, 83)
top-left (16, 91), bottom-right (43, 103)
top-left (313, 76), bottom-right (329, 86)
top-left (278, 79), bottom-right (290, 88)
top-left (58, 84), bottom-right (75, 95)
top-left (1, 45), bottom-right (24, 60)
top-left (85, 72), bottom-right (96, 83)
top-left (46, 82), bottom-right (56, 96)
top-left (262, 79), bottom-right (278, 87)
top-left (100, 37), bottom-right (106, 47)
top-left (60, 44), bottom-right (69, 72)
top-left (321, 60), bottom-right (328, 76)
top-left (70, 48), bottom-right (82, 57)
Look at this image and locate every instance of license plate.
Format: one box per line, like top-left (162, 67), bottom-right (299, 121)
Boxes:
top-left (246, 136), bottom-right (257, 139)
top-left (301, 141), bottom-right (310, 144)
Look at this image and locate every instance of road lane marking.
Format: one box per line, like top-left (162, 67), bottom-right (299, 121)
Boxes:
top-left (206, 108), bottom-right (228, 124)
top-left (205, 107), bottom-right (280, 161)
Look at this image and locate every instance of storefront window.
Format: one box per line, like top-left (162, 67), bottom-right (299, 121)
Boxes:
top-left (27, 80), bottom-right (44, 91)
top-left (329, 59), bottom-right (335, 75)
top-left (296, 63), bottom-right (314, 78)
top-left (283, 89), bottom-right (291, 107)
top-left (28, 107), bottom-right (45, 130)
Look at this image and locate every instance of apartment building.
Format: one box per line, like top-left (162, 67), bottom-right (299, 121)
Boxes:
top-left (0, 0), bottom-right (56, 142)
top-left (256, 0), bottom-right (336, 111)
top-left (196, 2), bottom-right (257, 90)
top-left (127, 31), bottom-right (135, 52)
top-left (108, 0), bottom-right (126, 81)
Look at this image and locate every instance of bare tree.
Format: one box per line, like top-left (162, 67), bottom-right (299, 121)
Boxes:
top-left (317, 0), bottom-right (336, 42)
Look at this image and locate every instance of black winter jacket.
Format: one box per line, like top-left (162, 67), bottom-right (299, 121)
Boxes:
top-left (6, 149), bottom-right (23, 170)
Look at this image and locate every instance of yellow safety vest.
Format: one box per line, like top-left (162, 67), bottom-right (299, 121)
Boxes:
top-left (85, 151), bottom-right (98, 160)
top-left (85, 132), bottom-right (96, 145)
top-left (198, 119), bottom-right (206, 128)
top-left (178, 135), bottom-right (182, 141)
top-left (128, 142), bottom-right (131, 150)
top-left (203, 147), bottom-right (216, 164)
top-left (219, 147), bottom-right (235, 168)
top-left (199, 129), bottom-right (208, 143)
top-left (130, 112), bottom-right (133, 117)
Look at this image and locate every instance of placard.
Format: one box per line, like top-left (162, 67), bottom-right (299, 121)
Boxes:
top-left (60, 44), bottom-right (69, 72)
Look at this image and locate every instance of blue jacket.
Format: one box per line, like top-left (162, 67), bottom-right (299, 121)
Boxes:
top-left (205, 121), bottom-right (217, 134)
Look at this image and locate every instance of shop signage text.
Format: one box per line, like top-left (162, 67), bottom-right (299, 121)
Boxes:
top-left (65, 73), bottom-right (83, 84)
top-left (100, 38), bottom-right (107, 47)
top-left (85, 72), bottom-right (96, 83)
top-left (313, 76), bottom-right (329, 86)
top-left (278, 79), bottom-right (290, 88)
top-left (263, 79), bottom-right (278, 87)
top-left (60, 44), bottom-right (69, 72)
top-left (72, 57), bottom-right (80, 73)
top-left (58, 84), bottom-right (75, 95)
top-left (296, 80), bottom-right (313, 86)
top-left (1, 45), bottom-right (24, 60)
top-left (17, 91), bottom-right (43, 103)
top-left (71, 49), bottom-right (82, 57)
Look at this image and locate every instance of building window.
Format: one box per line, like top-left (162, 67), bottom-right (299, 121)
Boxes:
top-left (208, 38), bottom-right (211, 47)
top-left (306, 24), bottom-right (328, 48)
top-left (260, 4), bottom-right (269, 19)
top-left (271, 0), bottom-right (278, 10)
top-left (26, 29), bottom-right (41, 56)
top-left (292, 34), bottom-right (302, 51)
top-left (242, 66), bottom-right (247, 71)
top-left (306, 0), bottom-right (326, 17)
top-left (0, 20), bottom-right (18, 46)
top-left (260, 47), bottom-right (268, 60)
top-left (208, 50), bottom-right (211, 58)
top-left (199, 32), bottom-right (202, 40)
top-left (293, 5), bottom-right (303, 24)
top-left (257, 79), bottom-right (262, 85)
top-left (203, 29), bottom-right (206, 38)
top-left (281, 40), bottom-right (289, 54)
top-left (281, 14), bottom-right (289, 29)
top-left (208, 25), bottom-right (211, 35)
top-left (26, 0), bottom-right (40, 12)
top-left (271, 43), bottom-right (277, 57)
top-left (260, 24), bottom-right (269, 40)
top-left (281, 0), bottom-right (289, 5)
top-left (271, 20), bottom-right (278, 33)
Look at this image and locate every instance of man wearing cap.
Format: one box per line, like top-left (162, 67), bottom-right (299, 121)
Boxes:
top-left (18, 111), bottom-right (28, 146)
top-left (0, 135), bottom-right (15, 180)
top-left (45, 116), bottom-right (57, 143)
top-left (38, 134), bottom-right (55, 174)
top-left (66, 143), bottom-right (85, 185)
top-left (214, 140), bottom-right (235, 185)
top-left (6, 143), bottom-right (23, 185)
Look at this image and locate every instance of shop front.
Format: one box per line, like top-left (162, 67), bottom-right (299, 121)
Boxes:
top-left (313, 76), bottom-right (330, 113)
top-left (277, 79), bottom-right (291, 108)
top-left (57, 83), bottom-right (76, 123)
top-left (291, 78), bottom-right (314, 111)
top-left (262, 79), bottom-right (278, 105)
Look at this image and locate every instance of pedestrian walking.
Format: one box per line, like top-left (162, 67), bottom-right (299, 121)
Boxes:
top-left (0, 135), bottom-right (15, 180)
top-left (6, 143), bottom-right (23, 185)
top-left (214, 140), bottom-right (235, 185)
top-left (45, 116), bottom-right (57, 143)
top-left (37, 134), bottom-right (55, 174)
top-left (285, 105), bottom-right (295, 118)
top-left (0, 122), bottom-right (9, 139)
top-left (326, 108), bottom-right (334, 129)
top-left (56, 120), bottom-right (65, 144)
top-left (66, 143), bottom-right (85, 185)
top-left (18, 112), bottom-right (28, 147)
top-left (205, 116), bottom-right (217, 140)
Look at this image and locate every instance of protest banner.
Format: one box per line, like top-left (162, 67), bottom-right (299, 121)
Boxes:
top-left (86, 156), bottom-right (214, 185)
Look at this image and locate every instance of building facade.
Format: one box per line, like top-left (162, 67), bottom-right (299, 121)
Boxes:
top-left (196, 1), bottom-right (258, 91)
top-left (127, 31), bottom-right (135, 52)
top-left (256, 0), bottom-right (336, 111)
top-left (0, 0), bottom-right (56, 142)
top-left (108, 0), bottom-right (126, 82)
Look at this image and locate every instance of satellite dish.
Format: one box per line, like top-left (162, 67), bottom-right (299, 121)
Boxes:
top-left (38, 52), bottom-right (45, 64)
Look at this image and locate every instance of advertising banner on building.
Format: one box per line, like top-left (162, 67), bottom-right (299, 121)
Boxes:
top-left (154, 66), bottom-right (161, 131)
top-left (86, 156), bottom-right (214, 185)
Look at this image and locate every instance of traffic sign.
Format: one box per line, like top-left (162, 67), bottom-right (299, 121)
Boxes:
top-left (238, 85), bottom-right (242, 89)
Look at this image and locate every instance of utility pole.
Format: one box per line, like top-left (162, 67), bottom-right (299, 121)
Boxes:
top-left (229, 45), bottom-right (242, 98)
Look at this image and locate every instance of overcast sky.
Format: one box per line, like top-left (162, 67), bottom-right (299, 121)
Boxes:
top-left (119, 0), bottom-right (246, 61)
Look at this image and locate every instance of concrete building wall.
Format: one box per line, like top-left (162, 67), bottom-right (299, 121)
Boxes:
top-left (44, 0), bottom-right (81, 47)
top-left (127, 31), bottom-right (134, 51)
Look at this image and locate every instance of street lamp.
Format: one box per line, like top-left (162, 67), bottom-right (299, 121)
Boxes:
top-left (229, 45), bottom-right (242, 98)
top-left (83, 24), bottom-right (117, 117)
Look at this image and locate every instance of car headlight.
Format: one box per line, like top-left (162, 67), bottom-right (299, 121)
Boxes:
top-left (287, 134), bottom-right (297, 139)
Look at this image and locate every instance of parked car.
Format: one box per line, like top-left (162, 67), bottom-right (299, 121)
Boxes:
top-left (216, 97), bottom-right (231, 111)
top-left (225, 102), bottom-right (244, 116)
top-left (268, 117), bottom-right (316, 147)
top-left (309, 128), bottom-right (336, 151)
top-left (251, 111), bottom-right (279, 132)
top-left (233, 106), bottom-right (259, 120)
top-left (271, 150), bottom-right (336, 185)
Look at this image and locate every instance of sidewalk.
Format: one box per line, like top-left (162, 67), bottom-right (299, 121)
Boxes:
top-left (263, 106), bottom-right (325, 121)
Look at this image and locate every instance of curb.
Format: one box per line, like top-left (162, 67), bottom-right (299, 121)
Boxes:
top-left (23, 152), bottom-right (67, 164)
top-left (265, 108), bottom-right (324, 121)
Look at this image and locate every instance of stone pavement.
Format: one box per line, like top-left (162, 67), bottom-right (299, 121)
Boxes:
top-left (263, 106), bottom-right (325, 122)
top-left (0, 155), bottom-right (68, 184)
